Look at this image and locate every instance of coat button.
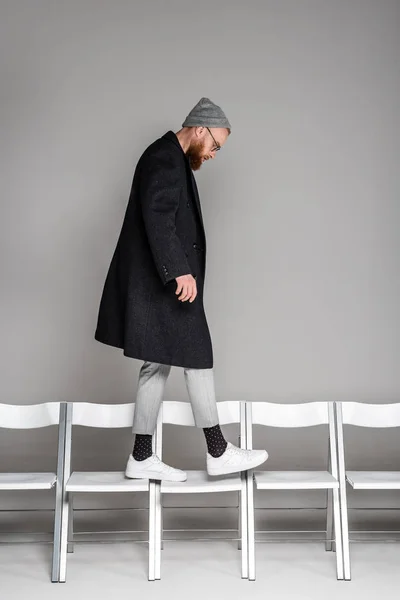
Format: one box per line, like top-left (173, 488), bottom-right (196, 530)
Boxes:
top-left (193, 243), bottom-right (197, 249)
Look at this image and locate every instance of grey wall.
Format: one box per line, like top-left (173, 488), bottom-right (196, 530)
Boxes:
top-left (1, 0), bottom-right (399, 537)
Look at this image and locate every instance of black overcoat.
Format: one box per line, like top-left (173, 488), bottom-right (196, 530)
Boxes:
top-left (94, 130), bottom-right (213, 368)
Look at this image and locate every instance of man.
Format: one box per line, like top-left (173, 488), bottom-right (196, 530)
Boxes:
top-left (94, 97), bottom-right (268, 481)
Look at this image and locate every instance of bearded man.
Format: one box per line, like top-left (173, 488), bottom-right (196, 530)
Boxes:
top-left (95, 97), bottom-right (268, 481)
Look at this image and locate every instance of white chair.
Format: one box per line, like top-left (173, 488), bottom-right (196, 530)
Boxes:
top-left (58, 402), bottom-right (155, 582)
top-left (335, 401), bottom-right (400, 581)
top-left (0, 401), bottom-right (67, 582)
top-left (246, 401), bottom-right (344, 580)
top-left (152, 400), bottom-right (249, 580)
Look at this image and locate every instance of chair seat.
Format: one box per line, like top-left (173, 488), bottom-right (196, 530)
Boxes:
top-left (161, 469), bottom-right (243, 494)
top-left (346, 470), bottom-right (400, 489)
top-left (0, 472), bottom-right (57, 490)
top-left (254, 470), bottom-right (339, 489)
top-left (66, 471), bottom-right (149, 492)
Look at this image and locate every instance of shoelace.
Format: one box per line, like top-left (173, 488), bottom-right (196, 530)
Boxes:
top-left (207, 444), bottom-right (253, 459)
top-left (149, 455), bottom-right (179, 472)
top-left (226, 445), bottom-right (253, 456)
top-left (207, 446), bottom-right (253, 467)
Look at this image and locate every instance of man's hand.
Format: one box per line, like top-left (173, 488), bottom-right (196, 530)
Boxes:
top-left (175, 274), bottom-right (197, 303)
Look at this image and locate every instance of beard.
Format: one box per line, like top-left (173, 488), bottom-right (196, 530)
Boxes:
top-left (186, 138), bottom-right (208, 171)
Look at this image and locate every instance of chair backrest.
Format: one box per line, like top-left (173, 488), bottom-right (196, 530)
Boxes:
top-left (335, 401), bottom-right (400, 477)
top-left (246, 401), bottom-right (337, 475)
top-left (154, 400), bottom-right (246, 457)
top-left (248, 401), bottom-right (331, 428)
top-left (337, 401), bottom-right (400, 428)
top-left (0, 402), bottom-right (64, 429)
top-left (0, 403), bottom-right (67, 489)
top-left (68, 401), bottom-right (136, 428)
top-left (62, 402), bottom-right (137, 479)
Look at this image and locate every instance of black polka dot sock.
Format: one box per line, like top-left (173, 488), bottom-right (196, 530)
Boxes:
top-left (203, 424), bottom-right (228, 458)
top-left (132, 434), bottom-right (153, 461)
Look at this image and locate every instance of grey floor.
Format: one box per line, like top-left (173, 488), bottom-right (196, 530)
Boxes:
top-left (1, 540), bottom-right (399, 599)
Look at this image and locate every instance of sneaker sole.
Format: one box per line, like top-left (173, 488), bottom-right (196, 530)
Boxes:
top-left (207, 451), bottom-right (268, 477)
top-left (124, 469), bottom-right (187, 482)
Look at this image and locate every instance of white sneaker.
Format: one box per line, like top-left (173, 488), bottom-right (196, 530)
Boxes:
top-left (207, 442), bottom-right (268, 476)
top-left (125, 453), bottom-right (187, 482)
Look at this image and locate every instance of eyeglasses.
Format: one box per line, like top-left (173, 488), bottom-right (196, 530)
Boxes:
top-left (206, 127), bottom-right (221, 152)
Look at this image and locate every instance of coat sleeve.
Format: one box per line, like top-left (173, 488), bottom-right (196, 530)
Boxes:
top-left (140, 153), bottom-right (192, 285)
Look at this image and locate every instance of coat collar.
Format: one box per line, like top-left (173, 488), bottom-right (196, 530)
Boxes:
top-left (161, 130), bottom-right (205, 234)
top-left (162, 130), bottom-right (188, 158)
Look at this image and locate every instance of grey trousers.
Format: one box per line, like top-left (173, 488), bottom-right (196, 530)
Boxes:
top-left (131, 361), bottom-right (220, 435)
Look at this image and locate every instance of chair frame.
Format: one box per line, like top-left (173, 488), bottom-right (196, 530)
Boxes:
top-left (151, 400), bottom-right (250, 580)
top-left (0, 401), bottom-right (67, 582)
top-left (58, 401), bottom-right (152, 582)
top-left (335, 400), bottom-right (400, 581)
top-left (245, 400), bottom-right (344, 581)
top-left (13, 399), bottom-right (397, 582)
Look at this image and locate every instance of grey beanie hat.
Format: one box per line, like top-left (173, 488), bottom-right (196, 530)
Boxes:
top-left (182, 97), bottom-right (231, 130)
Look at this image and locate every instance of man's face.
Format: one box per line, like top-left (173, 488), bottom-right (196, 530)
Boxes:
top-left (186, 127), bottom-right (229, 171)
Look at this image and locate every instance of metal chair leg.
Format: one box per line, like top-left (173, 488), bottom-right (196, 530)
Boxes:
top-left (161, 496), bottom-right (164, 551)
top-left (51, 403), bottom-right (67, 583)
top-left (247, 471), bottom-right (256, 581)
top-left (335, 402), bottom-right (351, 579)
top-left (332, 486), bottom-right (344, 580)
top-left (148, 480), bottom-right (156, 581)
top-left (240, 472), bottom-right (249, 578)
top-left (58, 490), bottom-right (70, 582)
top-left (237, 435), bottom-right (242, 551)
top-left (339, 479), bottom-right (351, 579)
top-left (51, 480), bottom-right (63, 582)
top-left (238, 489), bottom-right (242, 550)
top-left (325, 488), bottom-right (334, 551)
top-left (67, 493), bottom-right (74, 553)
top-left (155, 482), bottom-right (162, 580)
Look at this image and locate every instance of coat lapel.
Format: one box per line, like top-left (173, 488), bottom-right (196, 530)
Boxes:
top-left (162, 130), bottom-right (205, 232)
